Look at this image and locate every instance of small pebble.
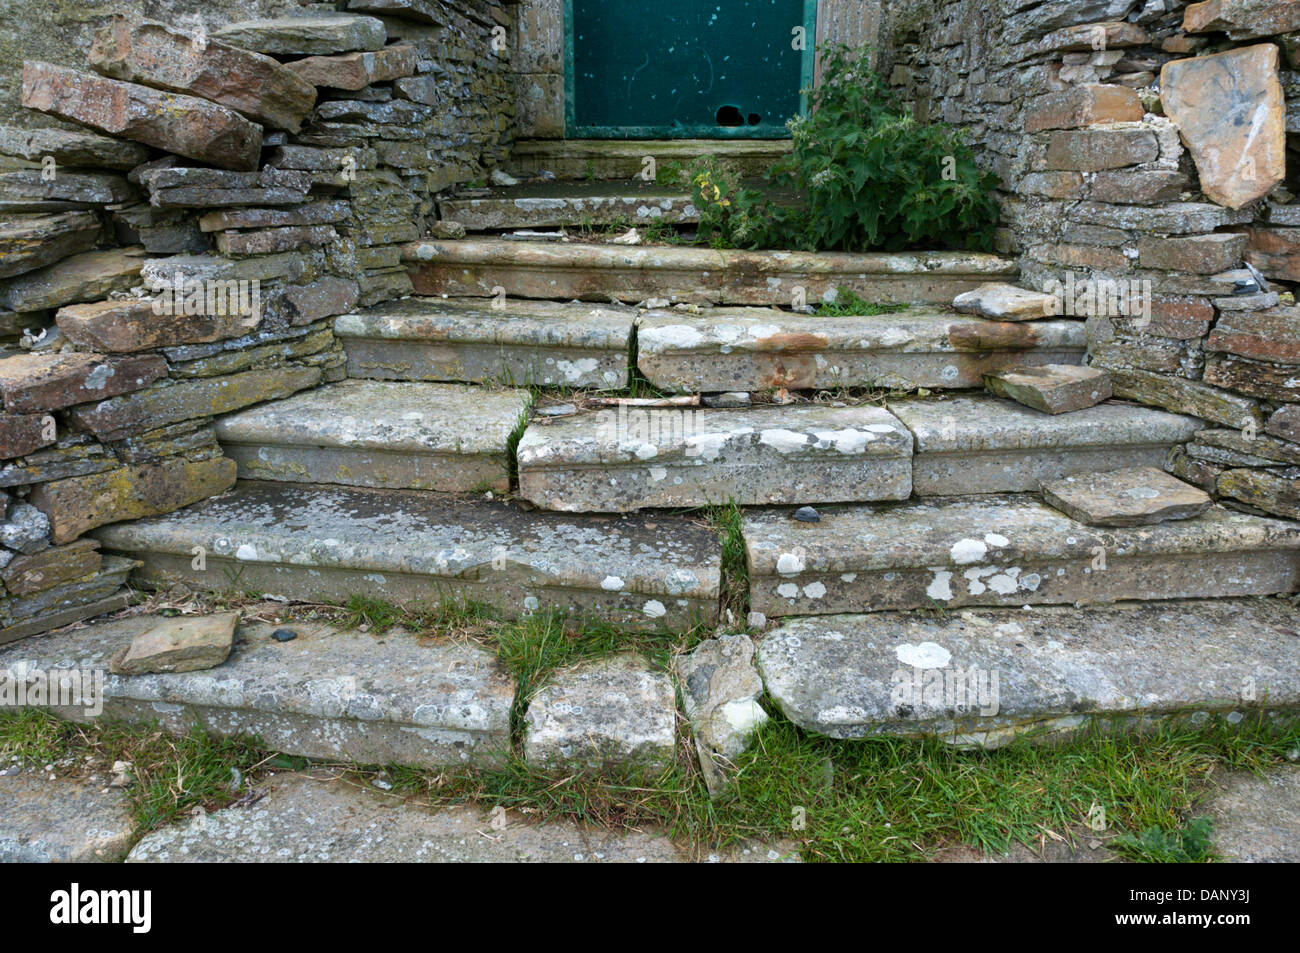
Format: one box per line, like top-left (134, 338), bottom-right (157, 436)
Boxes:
top-left (793, 506), bottom-right (820, 523)
top-left (372, 778), bottom-right (393, 791)
top-left (272, 628), bottom-right (297, 643)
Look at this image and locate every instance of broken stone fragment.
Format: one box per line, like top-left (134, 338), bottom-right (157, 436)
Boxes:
top-left (21, 62), bottom-right (262, 172)
top-left (1160, 45), bottom-right (1286, 210)
top-left (111, 610), bottom-right (238, 675)
top-left (952, 283), bottom-right (1056, 320)
top-left (89, 17), bottom-right (317, 133)
top-left (0, 211), bottom-right (102, 281)
top-left (284, 45), bottom-right (416, 90)
top-left (1041, 466), bottom-right (1213, 526)
top-left (984, 364), bottom-right (1113, 414)
top-left (675, 633), bottom-right (768, 762)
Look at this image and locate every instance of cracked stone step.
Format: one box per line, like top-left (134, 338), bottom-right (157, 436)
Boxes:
top-left (440, 180), bottom-right (699, 231)
top-left (744, 495), bottom-right (1300, 617)
top-left (518, 403), bottom-right (913, 512)
top-left (755, 598), bottom-right (1300, 745)
top-left (0, 615), bottom-right (514, 768)
top-left (403, 240), bottom-right (1019, 307)
top-left (94, 481), bottom-right (720, 630)
top-left (637, 308), bottom-right (1087, 392)
top-left (887, 395), bottom-right (1203, 495)
top-left (506, 139), bottom-right (793, 181)
top-left (334, 297), bottom-right (634, 390)
top-left (214, 379), bottom-right (531, 493)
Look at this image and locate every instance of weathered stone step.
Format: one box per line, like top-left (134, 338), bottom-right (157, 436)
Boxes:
top-left (403, 240), bottom-right (1019, 307)
top-left (214, 379), bottom-right (532, 493)
top-left (756, 599), bottom-right (1300, 746)
top-left (518, 403), bottom-right (913, 512)
top-left (94, 481), bottom-right (721, 630)
top-left (440, 180), bottom-right (699, 231)
top-left (0, 614), bottom-right (515, 768)
top-left (334, 297), bottom-right (634, 390)
top-left (637, 308), bottom-right (1086, 392)
top-left (887, 395), bottom-right (1203, 495)
top-left (744, 495), bottom-right (1300, 617)
top-left (507, 138), bottom-right (792, 181)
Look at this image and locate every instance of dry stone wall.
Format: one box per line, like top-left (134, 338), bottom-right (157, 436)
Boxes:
top-left (0, 1), bottom-right (514, 642)
top-left (880, 0), bottom-right (1300, 521)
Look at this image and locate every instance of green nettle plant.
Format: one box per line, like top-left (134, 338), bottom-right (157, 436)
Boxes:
top-left (677, 46), bottom-right (1001, 253)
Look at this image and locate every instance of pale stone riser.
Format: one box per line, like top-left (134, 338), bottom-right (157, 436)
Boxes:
top-left (519, 462), bottom-right (912, 512)
top-left (441, 197), bottom-right (699, 231)
top-left (223, 443), bottom-right (509, 493)
top-left (638, 348), bottom-right (1086, 392)
top-left (411, 264), bottom-right (996, 307)
top-left (128, 553), bottom-right (717, 632)
top-left (912, 444), bottom-right (1179, 495)
top-left (751, 552), bottom-right (1300, 617)
top-left (343, 338), bottom-right (628, 390)
top-left (49, 700), bottom-right (509, 769)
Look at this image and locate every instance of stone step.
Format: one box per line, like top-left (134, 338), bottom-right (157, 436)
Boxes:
top-left (94, 481), bottom-right (721, 630)
top-left (518, 403), bottom-right (913, 512)
top-left (403, 240), bottom-right (1019, 307)
top-left (213, 379), bottom-right (532, 493)
top-left (440, 180), bottom-right (699, 231)
top-left (744, 495), bottom-right (1300, 617)
top-left (0, 614), bottom-right (515, 768)
top-left (507, 138), bottom-right (792, 181)
top-left (637, 308), bottom-right (1086, 392)
top-left (334, 297), bottom-right (634, 390)
top-left (756, 598), bottom-right (1300, 746)
top-left (887, 395), bottom-right (1203, 495)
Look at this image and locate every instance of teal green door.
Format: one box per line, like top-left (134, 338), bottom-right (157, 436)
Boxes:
top-left (566, 0), bottom-right (817, 139)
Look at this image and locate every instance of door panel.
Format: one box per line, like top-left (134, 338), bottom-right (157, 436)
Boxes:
top-left (567, 0), bottom-right (816, 139)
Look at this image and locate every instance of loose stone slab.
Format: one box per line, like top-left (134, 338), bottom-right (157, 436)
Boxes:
top-left (523, 655), bottom-right (676, 770)
top-left (21, 62), bottom-right (262, 172)
top-left (335, 297), bottom-right (634, 390)
top-left (0, 616), bottom-right (514, 767)
top-left (94, 482), bottom-right (721, 630)
top-left (1160, 45), bottom-right (1286, 209)
top-left (125, 770), bottom-right (792, 862)
top-left (213, 12), bottom-right (387, 55)
top-left (517, 403), bottom-right (913, 512)
top-left (89, 17), bottom-right (317, 132)
top-left (110, 610), bottom-right (237, 675)
top-left (637, 308), bottom-right (1086, 393)
top-left (675, 633), bottom-right (768, 759)
top-left (952, 283), bottom-right (1056, 321)
top-left (214, 379), bottom-right (531, 493)
top-left (1042, 467), bottom-right (1213, 527)
top-left (756, 599), bottom-right (1300, 744)
top-left (889, 396), bottom-right (1203, 495)
top-left (404, 240), bottom-right (1019, 306)
top-left (0, 769), bottom-right (134, 862)
top-left (440, 181), bottom-right (699, 231)
top-left (744, 495), bottom-right (1300, 617)
top-left (983, 364), bottom-right (1112, 414)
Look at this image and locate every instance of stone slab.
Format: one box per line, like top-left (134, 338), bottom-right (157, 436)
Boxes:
top-left (286, 45), bottom-right (417, 90)
top-left (21, 62), bottom-right (261, 172)
top-left (440, 182), bottom-right (699, 231)
top-left (888, 396), bottom-right (1203, 495)
top-left (675, 633), bottom-right (768, 760)
top-left (56, 299), bottom-right (253, 353)
top-left (403, 240), bottom-right (1019, 307)
top-left (125, 770), bottom-right (793, 862)
top-left (507, 138), bottom-right (792, 181)
top-left (214, 379), bottom-right (531, 493)
top-left (0, 247), bottom-right (144, 312)
top-left (755, 599), bottom-right (1300, 744)
top-left (0, 351), bottom-right (166, 413)
top-left (518, 403), bottom-right (913, 511)
top-left (1042, 467), bottom-right (1213, 526)
top-left (2, 615), bottom-right (513, 767)
top-left (523, 655), bottom-right (676, 770)
top-left (983, 364), bottom-right (1112, 414)
top-left (0, 211), bottom-right (101, 281)
top-left (0, 124), bottom-right (150, 170)
top-left (1201, 767), bottom-right (1300, 863)
top-left (637, 309), bottom-right (1087, 393)
top-left (0, 769), bottom-right (134, 862)
top-left (952, 283), bottom-right (1056, 320)
top-left (93, 482), bottom-right (721, 631)
top-left (111, 610), bottom-right (237, 675)
top-left (213, 12), bottom-right (387, 56)
top-left (0, 557), bottom-right (136, 645)
top-left (744, 496), bottom-right (1300, 616)
top-left (335, 297), bottom-right (634, 390)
